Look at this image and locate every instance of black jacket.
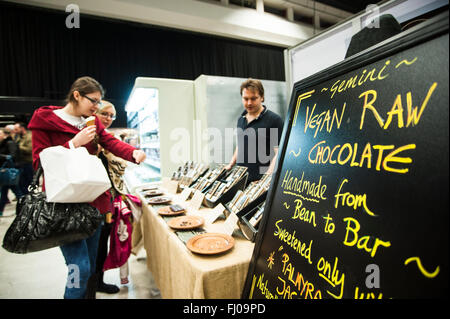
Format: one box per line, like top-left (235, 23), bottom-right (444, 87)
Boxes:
top-left (0, 136), bottom-right (19, 167)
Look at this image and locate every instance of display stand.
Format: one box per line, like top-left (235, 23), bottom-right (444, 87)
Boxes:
top-left (177, 166), bottom-right (209, 192)
top-left (237, 201), bottom-right (265, 242)
top-left (224, 190), bottom-right (267, 219)
top-left (189, 168), bottom-right (226, 194)
top-left (203, 172), bottom-right (248, 208)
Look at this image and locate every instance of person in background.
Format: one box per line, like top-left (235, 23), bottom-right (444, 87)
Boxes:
top-left (225, 78), bottom-right (284, 184)
top-left (13, 122), bottom-right (33, 195)
top-left (0, 128), bottom-right (23, 216)
top-left (27, 76), bottom-right (146, 299)
top-left (5, 124), bottom-right (16, 140)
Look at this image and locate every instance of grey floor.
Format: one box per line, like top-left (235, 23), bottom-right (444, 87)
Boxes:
top-left (0, 198), bottom-right (162, 299)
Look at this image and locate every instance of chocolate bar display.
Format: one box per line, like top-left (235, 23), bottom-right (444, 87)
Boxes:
top-left (205, 166), bottom-right (247, 202)
top-left (248, 204), bottom-right (265, 228)
top-left (238, 201), bottom-right (266, 242)
top-left (190, 164), bottom-right (226, 192)
top-left (171, 161), bottom-right (191, 181)
top-left (171, 161), bottom-right (209, 187)
top-left (226, 174), bottom-right (271, 214)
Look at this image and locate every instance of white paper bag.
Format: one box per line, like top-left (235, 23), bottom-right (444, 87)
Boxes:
top-left (40, 145), bottom-right (112, 203)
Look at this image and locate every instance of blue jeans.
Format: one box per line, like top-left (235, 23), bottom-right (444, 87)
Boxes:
top-left (60, 224), bottom-right (103, 299)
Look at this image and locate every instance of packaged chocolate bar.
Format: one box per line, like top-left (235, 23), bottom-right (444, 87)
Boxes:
top-left (249, 204), bottom-right (265, 227)
top-left (214, 183), bottom-right (227, 198)
top-left (170, 204), bottom-right (185, 212)
top-left (227, 190), bottom-right (243, 211)
top-left (208, 181), bottom-right (221, 196)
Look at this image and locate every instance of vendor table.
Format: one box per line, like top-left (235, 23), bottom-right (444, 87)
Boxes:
top-left (139, 179), bottom-right (255, 299)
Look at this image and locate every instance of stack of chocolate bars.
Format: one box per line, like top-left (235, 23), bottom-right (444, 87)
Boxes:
top-left (226, 174), bottom-right (271, 214)
top-left (205, 166), bottom-right (247, 202)
top-left (190, 164), bottom-right (226, 192)
top-left (171, 161), bottom-right (209, 187)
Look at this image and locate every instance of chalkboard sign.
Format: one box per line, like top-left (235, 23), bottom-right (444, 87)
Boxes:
top-left (242, 13), bottom-right (449, 299)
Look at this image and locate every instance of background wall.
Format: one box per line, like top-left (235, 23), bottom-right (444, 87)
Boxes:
top-left (4, 0), bottom-right (362, 47)
top-left (194, 75), bottom-right (287, 165)
top-left (0, 1), bottom-right (286, 127)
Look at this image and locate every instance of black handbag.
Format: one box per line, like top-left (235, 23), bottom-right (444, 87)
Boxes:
top-left (2, 165), bottom-right (103, 254)
top-left (0, 156), bottom-right (20, 186)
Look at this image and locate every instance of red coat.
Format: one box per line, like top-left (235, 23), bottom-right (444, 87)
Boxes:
top-left (28, 106), bottom-right (137, 213)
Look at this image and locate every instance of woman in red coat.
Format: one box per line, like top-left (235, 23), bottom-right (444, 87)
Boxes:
top-left (28, 76), bottom-right (146, 299)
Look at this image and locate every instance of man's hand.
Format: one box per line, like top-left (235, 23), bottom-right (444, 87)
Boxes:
top-left (266, 147), bottom-right (279, 176)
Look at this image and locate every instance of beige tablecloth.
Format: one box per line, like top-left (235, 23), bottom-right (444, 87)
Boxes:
top-left (139, 181), bottom-right (255, 299)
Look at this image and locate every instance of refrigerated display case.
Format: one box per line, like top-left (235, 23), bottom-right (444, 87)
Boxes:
top-left (123, 77), bottom-right (196, 190)
top-left (125, 87), bottom-right (161, 184)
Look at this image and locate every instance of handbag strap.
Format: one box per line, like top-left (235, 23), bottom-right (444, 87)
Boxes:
top-left (99, 151), bottom-right (121, 195)
top-left (28, 163), bottom-right (44, 193)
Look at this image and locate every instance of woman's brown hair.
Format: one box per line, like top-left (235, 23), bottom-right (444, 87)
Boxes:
top-left (65, 76), bottom-right (105, 105)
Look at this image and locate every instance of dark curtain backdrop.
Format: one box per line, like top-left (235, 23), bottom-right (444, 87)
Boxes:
top-left (0, 2), bottom-right (285, 126)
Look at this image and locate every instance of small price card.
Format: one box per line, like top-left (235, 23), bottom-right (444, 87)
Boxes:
top-left (179, 187), bottom-right (193, 201)
top-left (162, 178), bottom-right (179, 194)
top-left (203, 203), bottom-right (225, 225)
top-left (219, 212), bottom-right (239, 236)
top-left (188, 190), bottom-right (205, 211)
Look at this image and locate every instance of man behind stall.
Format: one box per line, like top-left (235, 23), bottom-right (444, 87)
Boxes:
top-left (225, 78), bottom-right (284, 184)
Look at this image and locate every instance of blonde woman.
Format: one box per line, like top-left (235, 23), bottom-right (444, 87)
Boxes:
top-left (94, 101), bottom-right (132, 292)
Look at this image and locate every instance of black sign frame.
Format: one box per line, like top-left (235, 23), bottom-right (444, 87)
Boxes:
top-left (242, 11), bottom-right (449, 299)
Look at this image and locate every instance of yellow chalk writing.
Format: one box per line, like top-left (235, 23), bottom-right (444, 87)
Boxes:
top-left (335, 178), bottom-right (377, 216)
top-left (281, 170), bottom-right (327, 202)
top-left (292, 199), bottom-right (317, 227)
top-left (274, 220), bottom-right (313, 264)
top-left (256, 273), bottom-right (278, 299)
top-left (359, 82), bottom-right (437, 130)
top-left (404, 257), bottom-right (440, 279)
top-left (304, 102), bottom-right (346, 138)
top-left (330, 60), bottom-right (391, 99)
top-left (354, 286), bottom-right (384, 299)
top-left (343, 217), bottom-right (391, 258)
top-left (281, 253), bottom-right (322, 299)
top-left (308, 140), bottom-right (415, 174)
top-left (395, 57), bottom-right (417, 68)
top-left (317, 256), bottom-right (345, 299)
top-left (293, 90), bottom-right (315, 127)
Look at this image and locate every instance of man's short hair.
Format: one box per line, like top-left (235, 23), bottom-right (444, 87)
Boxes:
top-left (240, 78), bottom-right (264, 99)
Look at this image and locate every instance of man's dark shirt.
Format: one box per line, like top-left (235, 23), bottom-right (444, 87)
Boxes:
top-left (236, 105), bottom-right (284, 183)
